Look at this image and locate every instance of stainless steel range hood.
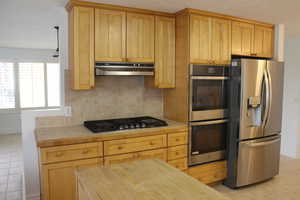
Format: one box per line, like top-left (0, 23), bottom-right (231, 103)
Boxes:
top-left (95, 62), bottom-right (154, 76)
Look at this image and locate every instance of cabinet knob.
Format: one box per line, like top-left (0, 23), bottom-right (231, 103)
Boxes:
top-left (118, 146), bottom-right (123, 150)
top-left (55, 152), bottom-right (63, 157)
top-left (82, 149), bottom-right (89, 154)
top-left (149, 141), bottom-right (155, 145)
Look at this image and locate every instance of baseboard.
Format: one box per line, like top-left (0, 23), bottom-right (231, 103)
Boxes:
top-left (25, 193), bottom-right (40, 200)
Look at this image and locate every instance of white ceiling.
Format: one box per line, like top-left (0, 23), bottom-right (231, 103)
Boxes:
top-left (0, 0), bottom-right (299, 49)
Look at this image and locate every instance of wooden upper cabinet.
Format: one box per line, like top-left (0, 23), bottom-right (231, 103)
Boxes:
top-left (253, 25), bottom-right (274, 58)
top-left (232, 21), bottom-right (254, 56)
top-left (126, 13), bottom-right (155, 63)
top-left (95, 9), bottom-right (126, 62)
top-left (190, 14), bottom-right (211, 64)
top-left (69, 6), bottom-right (95, 90)
top-left (154, 16), bottom-right (175, 88)
top-left (211, 18), bottom-right (232, 65)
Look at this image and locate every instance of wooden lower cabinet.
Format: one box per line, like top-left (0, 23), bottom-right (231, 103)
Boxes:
top-left (41, 158), bottom-right (102, 200)
top-left (187, 161), bottom-right (227, 184)
top-left (168, 157), bottom-right (188, 171)
top-left (104, 148), bottom-right (167, 165)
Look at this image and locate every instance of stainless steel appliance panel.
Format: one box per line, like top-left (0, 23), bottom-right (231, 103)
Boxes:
top-left (264, 61), bottom-right (284, 135)
top-left (236, 135), bottom-right (281, 187)
top-left (239, 59), bottom-right (267, 140)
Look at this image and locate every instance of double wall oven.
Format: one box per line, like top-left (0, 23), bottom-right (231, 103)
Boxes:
top-left (189, 64), bottom-right (229, 166)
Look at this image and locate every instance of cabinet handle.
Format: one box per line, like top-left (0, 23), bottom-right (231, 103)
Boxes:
top-left (149, 141), bottom-right (155, 145)
top-left (250, 53), bottom-right (257, 56)
top-left (175, 138), bottom-right (180, 142)
top-left (175, 151), bottom-right (180, 155)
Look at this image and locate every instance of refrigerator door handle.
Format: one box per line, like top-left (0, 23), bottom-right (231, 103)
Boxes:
top-left (243, 137), bottom-right (280, 147)
top-left (262, 69), bottom-right (271, 127)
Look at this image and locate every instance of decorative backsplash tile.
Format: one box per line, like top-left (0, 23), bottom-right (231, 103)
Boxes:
top-left (36, 70), bottom-right (163, 128)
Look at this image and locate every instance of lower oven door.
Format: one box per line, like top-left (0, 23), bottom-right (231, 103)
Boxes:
top-left (189, 119), bottom-right (227, 166)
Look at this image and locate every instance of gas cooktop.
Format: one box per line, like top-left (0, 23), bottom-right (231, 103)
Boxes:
top-left (84, 116), bottom-right (168, 133)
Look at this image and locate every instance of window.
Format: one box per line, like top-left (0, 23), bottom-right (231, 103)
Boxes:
top-left (0, 63), bottom-right (15, 109)
top-left (18, 63), bottom-right (61, 109)
top-left (19, 63), bottom-right (45, 108)
top-left (0, 62), bottom-right (61, 110)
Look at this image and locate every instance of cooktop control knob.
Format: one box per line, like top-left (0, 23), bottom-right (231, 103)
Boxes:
top-left (141, 123), bottom-right (146, 128)
top-left (135, 123), bottom-right (140, 128)
top-left (124, 124), bottom-right (129, 129)
top-left (130, 124), bottom-right (135, 129)
top-left (119, 125), bottom-right (124, 130)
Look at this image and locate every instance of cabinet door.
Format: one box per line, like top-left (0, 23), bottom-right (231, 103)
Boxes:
top-left (190, 15), bottom-right (211, 64)
top-left (262, 27), bottom-right (273, 58)
top-left (232, 21), bottom-right (254, 56)
top-left (42, 158), bottom-right (101, 200)
top-left (69, 6), bottom-right (94, 90)
top-left (154, 16), bottom-right (175, 88)
top-left (95, 9), bottom-right (126, 62)
top-left (126, 13), bottom-right (155, 63)
top-left (211, 18), bottom-right (232, 65)
top-left (253, 26), bottom-right (273, 58)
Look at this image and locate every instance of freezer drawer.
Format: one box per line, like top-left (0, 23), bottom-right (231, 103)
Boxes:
top-left (236, 135), bottom-right (281, 187)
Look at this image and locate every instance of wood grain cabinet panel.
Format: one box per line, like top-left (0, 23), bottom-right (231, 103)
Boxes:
top-left (188, 160), bottom-right (227, 184)
top-left (40, 142), bottom-right (103, 164)
top-left (190, 14), bottom-right (211, 64)
top-left (152, 16), bottom-right (175, 88)
top-left (253, 25), bottom-right (273, 58)
top-left (69, 6), bottom-right (94, 90)
top-left (126, 13), bottom-right (155, 63)
top-left (104, 148), bottom-right (167, 165)
top-left (211, 18), bottom-right (232, 65)
top-left (168, 157), bottom-right (188, 170)
top-left (168, 132), bottom-right (188, 147)
top-left (104, 135), bottom-right (167, 156)
top-left (167, 145), bottom-right (188, 161)
top-left (95, 9), bottom-right (126, 62)
top-left (232, 21), bottom-right (254, 56)
top-left (41, 158), bottom-right (102, 200)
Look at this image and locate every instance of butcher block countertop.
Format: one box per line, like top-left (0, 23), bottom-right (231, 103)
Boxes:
top-left (35, 119), bottom-right (187, 148)
top-left (76, 159), bottom-right (231, 200)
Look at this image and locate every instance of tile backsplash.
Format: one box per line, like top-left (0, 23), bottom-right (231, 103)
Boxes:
top-left (36, 70), bottom-right (163, 128)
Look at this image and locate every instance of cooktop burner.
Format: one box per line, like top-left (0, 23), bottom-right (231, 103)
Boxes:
top-left (84, 116), bottom-right (168, 133)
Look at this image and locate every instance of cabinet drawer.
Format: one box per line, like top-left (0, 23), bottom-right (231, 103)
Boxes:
top-left (168, 132), bottom-right (188, 147)
top-left (168, 158), bottom-right (188, 170)
top-left (188, 161), bottom-right (227, 184)
top-left (104, 148), bottom-right (167, 165)
top-left (40, 142), bottom-right (103, 164)
top-left (167, 145), bottom-right (188, 161)
top-left (104, 135), bottom-right (167, 156)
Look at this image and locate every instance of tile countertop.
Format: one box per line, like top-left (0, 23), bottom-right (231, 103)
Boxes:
top-left (76, 159), bottom-right (231, 200)
top-left (35, 119), bottom-right (187, 148)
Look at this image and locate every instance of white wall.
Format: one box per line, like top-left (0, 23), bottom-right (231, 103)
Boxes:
top-left (281, 36), bottom-right (300, 158)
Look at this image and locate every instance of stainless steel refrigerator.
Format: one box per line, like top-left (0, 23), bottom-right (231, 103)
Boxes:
top-left (225, 59), bottom-right (284, 188)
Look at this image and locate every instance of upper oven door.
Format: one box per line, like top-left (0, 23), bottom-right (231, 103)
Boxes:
top-left (190, 65), bottom-right (229, 121)
top-left (190, 76), bottom-right (228, 121)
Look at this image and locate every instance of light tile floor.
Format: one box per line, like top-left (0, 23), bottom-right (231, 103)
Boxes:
top-left (0, 134), bottom-right (23, 200)
top-left (214, 156), bottom-right (300, 200)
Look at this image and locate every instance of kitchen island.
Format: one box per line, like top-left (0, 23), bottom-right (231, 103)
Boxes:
top-left (76, 159), bottom-right (231, 200)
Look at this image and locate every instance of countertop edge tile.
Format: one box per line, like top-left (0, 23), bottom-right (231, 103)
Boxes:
top-left (35, 119), bottom-right (187, 148)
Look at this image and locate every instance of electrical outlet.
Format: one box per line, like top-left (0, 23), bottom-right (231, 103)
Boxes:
top-left (64, 106), bottom-right (72, 117)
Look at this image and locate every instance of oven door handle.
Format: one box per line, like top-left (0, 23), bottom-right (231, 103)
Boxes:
top-left (190, 119), bottom-right (228, 126)
top-left (191, 76), bottom-right (229, 80)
